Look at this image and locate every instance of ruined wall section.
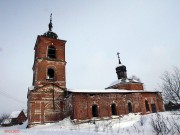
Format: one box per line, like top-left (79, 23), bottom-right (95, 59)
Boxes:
top-left (28, 85), bottom-right (64, 127)
top-left (141, 93), bottom-right (165, 113)
top-left (71, 92), bottom-right (164, 121)
top-left (63, 94), bottom-right (73, 118)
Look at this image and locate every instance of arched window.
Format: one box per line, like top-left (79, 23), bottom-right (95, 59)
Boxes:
top-left (47, 68), bottom-right (55, 80)
top-left (92, 105), bottom-right (98, 117)
top-left (128, 102), bottom-right (132, 113)
top-left (111, 104), bottom-right (117, 115)
top-left (150, 98), bottom-right (157, 113)
top-left (48, 46), bottom-right (56, 58)
top-left (151, 103), bottom-right (157, 113)
top-left (145, 100), bottom-right (150, 112)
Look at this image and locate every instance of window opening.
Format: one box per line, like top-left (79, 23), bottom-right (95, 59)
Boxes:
top-left (111, 104), bottom-right (117, 115)
top-left (48, 46), bottom-right (56, 58)
top-left (145, 100), bottom-right (150, 112)
top-left (128, 102), bottom-right (132, 113)
top-left (92, 105), bottom-right (98, 117)
top-left (151, 104), bottom-right (157, 113)
top-left (47, 68), bottom-right (55, 80)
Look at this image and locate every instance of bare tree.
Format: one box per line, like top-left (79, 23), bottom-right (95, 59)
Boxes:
top-left (151, 113), bottom-right (172, 135)
top-left (0, 113), bottom-right (9, 124)
top-left (171, 116), bottom-right (180, 134)
top-left (160, 67), bottom-right (180, 104)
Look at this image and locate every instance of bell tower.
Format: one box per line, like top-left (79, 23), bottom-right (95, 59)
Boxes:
top-left (27, 14), bottom-right (67, 127)
top-left (32, 14), bottom-right (66, 88)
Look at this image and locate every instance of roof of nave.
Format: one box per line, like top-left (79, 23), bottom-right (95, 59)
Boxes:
top-left (107, 78), bottom-right (142, 88)
top-left (67, 89), bottom-right (161, 93)
top-left (9, 111), bottom-right (21, 118)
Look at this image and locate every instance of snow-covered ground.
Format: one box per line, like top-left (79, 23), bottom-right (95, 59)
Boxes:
top-left (0, 111), bottom-right (179, 135)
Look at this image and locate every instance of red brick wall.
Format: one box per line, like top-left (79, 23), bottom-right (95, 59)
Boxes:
top-left (141, 93), bottom-right (165, 113)
top-left (34, 36), bottom-right (66, 60)
top-left (71, 92), bottom-right (164, 121)
top-left (33, 36), bottom-right (66, 88)
top-left (111, 83), bottom-right (144, 90)
top-left (64, 94), bottom-right (73, 118)
top-left (28, 85), bottom-right (65, 126)
top-left (34, 60), bottom-right (66, 87)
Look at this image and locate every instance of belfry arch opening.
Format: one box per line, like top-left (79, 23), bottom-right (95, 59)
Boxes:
top-left (47, 68), bottom-right (55, 80)
top-left (48, 46), bottom-right (56, 58)
top-left (128, 102), bottom-right (132, 113)
top-left (92, 105), bottom-right (98, 117)
top-left (145, 100), bottom-right (150, 112)
top-left (111, 104), bottom-right (117, 115)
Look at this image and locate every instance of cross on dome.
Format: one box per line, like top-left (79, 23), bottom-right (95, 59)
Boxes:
top-left (117, 52), bottom-right (121, 64)
top-left (43, 13), bottom-right (58, 39)
top-left (49, 13), bottom-right (53, 31)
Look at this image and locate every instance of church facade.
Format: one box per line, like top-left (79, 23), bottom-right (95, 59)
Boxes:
top-left (27, 15), bottom-right (164, 127)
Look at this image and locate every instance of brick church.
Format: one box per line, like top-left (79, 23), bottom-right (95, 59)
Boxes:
top-left (27, 15), bottom-right (164, 127)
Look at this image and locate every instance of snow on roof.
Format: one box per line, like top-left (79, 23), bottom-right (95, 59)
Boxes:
top-left (24, 112), bottom-right (27, 117)
top-left (108, 78), bottom-right (141, 88)
top-left (9, 111), bottom-right (21, 118)
top-left (115, 64), bottom-right (124, 68)
top-left (67, 89), bottom-right (160, 93)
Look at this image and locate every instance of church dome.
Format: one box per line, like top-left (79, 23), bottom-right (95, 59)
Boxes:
top-left (116, 53), bottom-right (127, 79)
top-left (116, 64), bottom-right (126, 72)
top-left (43, 31), bottom-right (58, 39)
top-left (43, 13), bottom-right (58, 39)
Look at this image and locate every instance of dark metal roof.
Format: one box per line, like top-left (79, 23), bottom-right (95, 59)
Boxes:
top-left (43, 31), bottom-right (58, 39)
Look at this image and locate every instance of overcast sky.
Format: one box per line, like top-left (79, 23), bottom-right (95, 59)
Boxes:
top-left (0, 0), bottom-right (180, 115)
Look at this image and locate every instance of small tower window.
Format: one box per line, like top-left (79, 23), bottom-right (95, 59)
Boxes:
top-left (47, 68), bottom-right (55, 80)
top-left (48, 46), bottom-right (56, 58)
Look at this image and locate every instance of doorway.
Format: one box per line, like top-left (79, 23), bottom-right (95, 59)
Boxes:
top-left (111, 104), bottom-right (117, 115)
top-left (128, 102), bottom-right (132, 113)
top-left (92, 105), bottom-right (98, 117)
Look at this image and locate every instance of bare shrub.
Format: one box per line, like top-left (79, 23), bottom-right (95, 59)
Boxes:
top-left (94, 123), bottom-right (99, 132)
top-left (151, 114), bottom-right (180, 135)
top-left (0, 113), bottom-right (9, 124)
top-left (140, 115), bottom-right (144, 126)
top-left (151, 113), bottom-right (173, 135)
top-left (171, 116), bottom-right (180, 134)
